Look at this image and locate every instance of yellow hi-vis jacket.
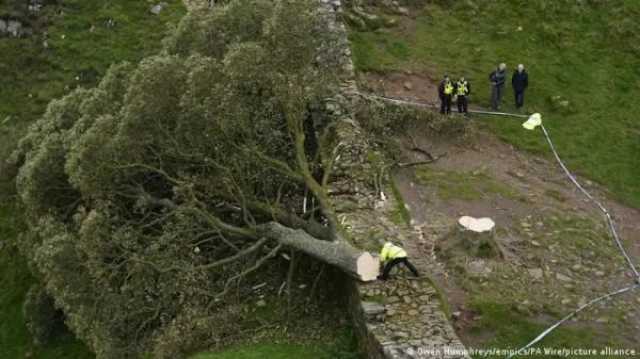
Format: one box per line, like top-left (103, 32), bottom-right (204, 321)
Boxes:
top-left (379, 242), bottom-right (407, 263)
top-left (456, 81), bottom-right (469, 96)
top-left (444, 82), bottom-right (454, 95)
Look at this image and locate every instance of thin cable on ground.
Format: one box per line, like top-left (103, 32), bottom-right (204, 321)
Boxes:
top-left (540, 124), bottom-right (640, 280)
top-left (507, 284), bottom-right (640, 359)
top-left (354, 92), bottom-right (435, 109)
top-left (468, 109), bottom-right (528, 118)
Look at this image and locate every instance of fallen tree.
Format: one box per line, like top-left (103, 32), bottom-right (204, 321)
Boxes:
top-left (10, 1), bottom-right (376, 357)
top-left (261, 222), bottom-right (379, 281)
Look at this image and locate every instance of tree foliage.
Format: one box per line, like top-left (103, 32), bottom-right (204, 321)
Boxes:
top-left (12, 1), bottom-right (350, 357)
top-left (23, 284), bottom-right (66, 347)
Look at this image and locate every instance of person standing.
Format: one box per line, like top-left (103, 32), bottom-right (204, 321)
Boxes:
top-left (489, 63), bottom-right (507, 110)
top-left (378, 241), bottom-right (419, 280)
top-left (455, 76), bottom-right (471, 114)
top-left (438, 74), bottom-right (454, 114)
top-left (512, 64), bottom-right (529, 109)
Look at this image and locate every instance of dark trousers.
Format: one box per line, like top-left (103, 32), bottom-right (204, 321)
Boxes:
top-left (515, 91), bottom-right (525, 108)
top-left (457, 95), bottom-right (468, 113)
top-left (440, 95), bottom-right (452, 114)
top-left (381, 257), bottom-right (419, 280)
top-left (491, 85), bottom-right (504, 110)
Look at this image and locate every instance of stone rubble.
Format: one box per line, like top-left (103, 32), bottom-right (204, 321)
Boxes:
top-left (150, 2), bottom-right (169, 15)
top-left (358, 278), bottom-right (468, 358)
top-left (0, 18), bottom-right (25, 37)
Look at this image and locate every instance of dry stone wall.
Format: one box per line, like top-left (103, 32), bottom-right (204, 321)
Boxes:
top-left (318, 1), bottom-right (470, 358)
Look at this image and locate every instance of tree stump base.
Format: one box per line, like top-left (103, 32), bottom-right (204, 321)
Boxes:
top-left (456, 216), bottom-right (502, 258)
top-left (439, 216), bottom-right (503, 259)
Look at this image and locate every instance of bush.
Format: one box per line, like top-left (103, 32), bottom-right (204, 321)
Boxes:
top-left (23, 284), bottom-right (65, 346)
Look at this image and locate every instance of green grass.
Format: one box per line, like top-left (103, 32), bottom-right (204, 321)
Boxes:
top-left (191, 343), bottom-right (335, 359)
top-left (415, 167), bottom-right (517, 201)
top-left (348, 0), bottom-right (640, 208)
top-left (190, 328), bottom-right (360, 359)
top-left (389, 177), bottom-right (411, 226)
top-left (0, 0), bottom-right (187, 157)
top-left (1, 1), bottom-right (186, 357)
top-left (469, 301), bottom-right (626, 358)
top-left (191, 344), bottom-right (327, 359)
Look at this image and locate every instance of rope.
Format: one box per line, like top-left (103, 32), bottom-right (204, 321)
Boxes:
top-left (540, 124), bottom-right (640, 280)
top-left (354, 92), bottom-right (435, 109)
top-left (507, 284), bottom-right (640, 358)
top-left (468, 109), bottom-right (528, 118)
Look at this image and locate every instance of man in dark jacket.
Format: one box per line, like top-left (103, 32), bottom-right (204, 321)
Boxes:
top-left (489, 63), bottom-right (507, 110)
top-left (455, 76), bottom-right (471, 114)
top-left (512, 64), bottom-right (529, 109)
top-left (438, 74), bottom-right (454, 114)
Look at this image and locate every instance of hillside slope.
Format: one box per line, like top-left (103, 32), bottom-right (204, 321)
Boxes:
top-left (0, 1), bottom-right (185, 357)
top-left (348, 0), bottom-right (640, 207)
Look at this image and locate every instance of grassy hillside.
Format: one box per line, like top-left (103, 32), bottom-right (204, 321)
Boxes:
top-left (0, 0), bottom-right (186, 122)
top-left (348, 0), bottom-right (640, 207)
top-left (0, 1), bottom-right (186, 357)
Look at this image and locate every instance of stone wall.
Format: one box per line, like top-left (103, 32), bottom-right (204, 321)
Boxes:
top-left (341, 199), bottom-right (469, 359)
top-left (0, 18), bottom-right (27, 37)
top-left (318, 1), bottom-right (470, 358)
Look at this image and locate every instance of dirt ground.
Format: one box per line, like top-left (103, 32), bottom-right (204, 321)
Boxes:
top-left (360, 71), bottom-right (489, 115)
top-left (360, 71), bottom-right (441, 106)
top-left (390, 125), bottom-right (640, 347)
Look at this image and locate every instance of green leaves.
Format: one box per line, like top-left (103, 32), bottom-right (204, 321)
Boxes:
top-left (14, 1), bottom-right (342, 357)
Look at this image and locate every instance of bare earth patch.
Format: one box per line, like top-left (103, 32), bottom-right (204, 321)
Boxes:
top-left (391, 126), bottom-right (640, 349)
top-left (360, 71), bottom-right (440, 106)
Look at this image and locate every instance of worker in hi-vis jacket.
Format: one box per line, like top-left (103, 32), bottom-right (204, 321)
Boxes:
top-left (378, 242), bottom-right (419, 280)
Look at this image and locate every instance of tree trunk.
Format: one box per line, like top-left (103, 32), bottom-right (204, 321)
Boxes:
top-left (456, 216), bottom-right (502, 258)
top-left (259, 222), bottom-right (379, 282)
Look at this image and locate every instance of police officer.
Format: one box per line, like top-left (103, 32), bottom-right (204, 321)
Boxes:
top-left (378, 241), bottom-right (419, 280)
top-left (438, 74), bottom-right (454, 114)
top-left (455, 76), bottom-right (471, 114)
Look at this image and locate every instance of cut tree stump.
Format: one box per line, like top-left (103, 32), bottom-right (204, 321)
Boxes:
top-left (454, 216), bottom-right (502, 258)
top-left (458, 216), bottom-right (495, 234)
